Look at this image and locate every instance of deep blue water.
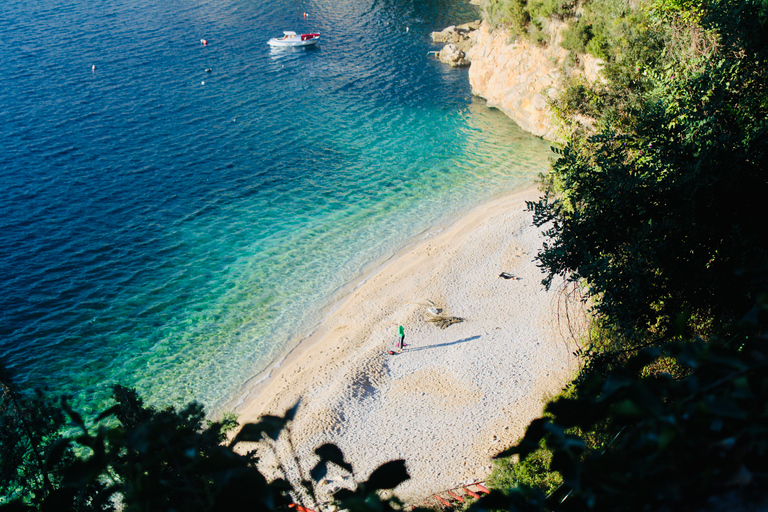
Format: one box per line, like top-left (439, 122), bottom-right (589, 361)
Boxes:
top-left (0, 0), bottom-right (551, 414)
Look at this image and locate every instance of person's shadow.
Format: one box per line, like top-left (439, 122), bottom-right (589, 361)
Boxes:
top-left (407, 335), bottom-right (480, 352)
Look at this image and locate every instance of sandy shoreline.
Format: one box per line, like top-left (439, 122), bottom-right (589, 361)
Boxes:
top-left (234, 185), bottom-right (581, 504)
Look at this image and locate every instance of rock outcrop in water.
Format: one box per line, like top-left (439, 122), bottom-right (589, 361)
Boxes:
top-left (430, 21), bottom-right (480, 67)
top-left (432, 18), bottom-right (603, 141)
top-left (467, 21), bottom-right (600, 140)
top-left (466, 20), bottom-right (602, 141)
top-left (437, 43), bottom-right (471, 67)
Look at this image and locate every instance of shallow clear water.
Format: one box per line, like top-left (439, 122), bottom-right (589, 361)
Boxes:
top-left (0, 0), bottom-right (551, 414)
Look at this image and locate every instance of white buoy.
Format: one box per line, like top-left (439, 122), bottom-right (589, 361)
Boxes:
top-left (92, 64), bottom-right (95, 71)
top-left (201, 81), bottom-right (205, 85)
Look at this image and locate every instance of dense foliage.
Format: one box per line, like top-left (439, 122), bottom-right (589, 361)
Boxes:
top-left (0, 366), bottom-right (73, 508)
top-left (472, 298), bottom-right (768, 511)
top-left (481, 0), bottom-right (641, 55)
top-left (478, 0), bottom-right (768, 509)
top-left (487, 443), bottom-right (562, 496)
top-left (531, 0), bottom-right (768, 337)
top-left (0, 370), bottom-right (412, 512)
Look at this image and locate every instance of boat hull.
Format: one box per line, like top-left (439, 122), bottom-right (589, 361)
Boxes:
top-left (267, 38), bottom-right (319, 47)
top-left (267, 33), bottom-right (320, 47)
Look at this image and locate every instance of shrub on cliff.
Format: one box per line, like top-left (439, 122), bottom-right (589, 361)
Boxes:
top-left (531, 0), bottom-right (768, 338)
top-left (481, 0), bottom-right (641, 58)
top-left (484, 0), bottom-right (532, 35)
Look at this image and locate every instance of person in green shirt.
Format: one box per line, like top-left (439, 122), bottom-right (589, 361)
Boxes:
top-left (397, 325), bottom-right (405, 351)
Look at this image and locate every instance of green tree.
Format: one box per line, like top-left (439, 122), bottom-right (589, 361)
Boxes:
top-left (1, 374), bottom-right (413, 512)
top-left (0, 362), bottom-right (74, 508)
top-left (530, 0), bottom-right (768, 338)
top-left (471, 298), bottom-right (768, 512)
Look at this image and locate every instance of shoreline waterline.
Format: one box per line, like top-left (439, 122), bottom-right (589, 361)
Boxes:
top-left (2, 0), bottom-right (559, 419)
top-left (231, 183), bottom-right (582, 502)
top-left (221, 180), bottom-right (539, 416)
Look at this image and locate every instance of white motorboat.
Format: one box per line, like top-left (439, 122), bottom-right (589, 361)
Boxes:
top-left (267, 31), bottom-right (320, 47)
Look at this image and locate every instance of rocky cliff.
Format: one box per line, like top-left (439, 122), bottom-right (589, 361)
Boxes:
top-left (465, 20), bottom-right (602, 141)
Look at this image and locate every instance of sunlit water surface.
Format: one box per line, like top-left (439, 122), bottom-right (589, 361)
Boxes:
top-left (0, 0), bottom-right (551, 414)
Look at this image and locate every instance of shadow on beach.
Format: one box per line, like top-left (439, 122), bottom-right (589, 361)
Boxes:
top-left (406, 335), bottom-right (481, 352)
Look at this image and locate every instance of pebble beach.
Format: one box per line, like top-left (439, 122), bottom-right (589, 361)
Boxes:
top-left (234, 185), bottom-right (583, 504)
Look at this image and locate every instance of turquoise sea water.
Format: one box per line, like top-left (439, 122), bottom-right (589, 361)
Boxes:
top-left (0, 0), bottom-right (551, 414)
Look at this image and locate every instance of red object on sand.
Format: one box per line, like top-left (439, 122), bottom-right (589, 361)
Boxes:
top-left (475, 483), bottom-right (490, 494)
top-left (464, 487), bottom-right (482, 499)
top-left (288, 505), bottom-right (315, 512)
top-left (448, 490), bottom-right (464, 502)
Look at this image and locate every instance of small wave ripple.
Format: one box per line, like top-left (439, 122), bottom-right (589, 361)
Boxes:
top-left (0, 0), bottom-right (551, 412)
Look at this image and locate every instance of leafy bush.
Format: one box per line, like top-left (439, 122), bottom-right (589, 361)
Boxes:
top-left (561, 17), bottom-right (593, 54)
top-left (1, 374), bottom-right (413, 512)
top-left (484, 0), bottom-right (532, 36)
top-left (584, 30), bottom-right (609, 58)
top-left (528, 0), bottom-right (577, 20)
top-left (482, 0), bottom-right (642, 55)
top-left (488, 444), bottom-right (562, 496)
top-left (473, 297), bottom-right (768, 512)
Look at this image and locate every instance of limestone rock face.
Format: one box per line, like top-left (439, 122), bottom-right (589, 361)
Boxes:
top-left (438, 43), bottom-right (470, 67)
top-left (431, 20), bottom-right (480, 54)
top-left (466, 20), bottom-right (603, 141)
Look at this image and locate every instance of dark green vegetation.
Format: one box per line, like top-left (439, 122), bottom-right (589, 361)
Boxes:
top-left (3, 0), bottom-right (767, 509)
top-left (0, 370), bottom-right (411, 511)
top-left (473, 306), bottom-right (768, 511)
top-left (535, 0), bottom-right (768, 339)
top-left (481, 0), bottom-right (643, 54)
top-left (487, 443), bottom-right (562, 497)
top-left (474, 0), bottom-right (768, 509)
